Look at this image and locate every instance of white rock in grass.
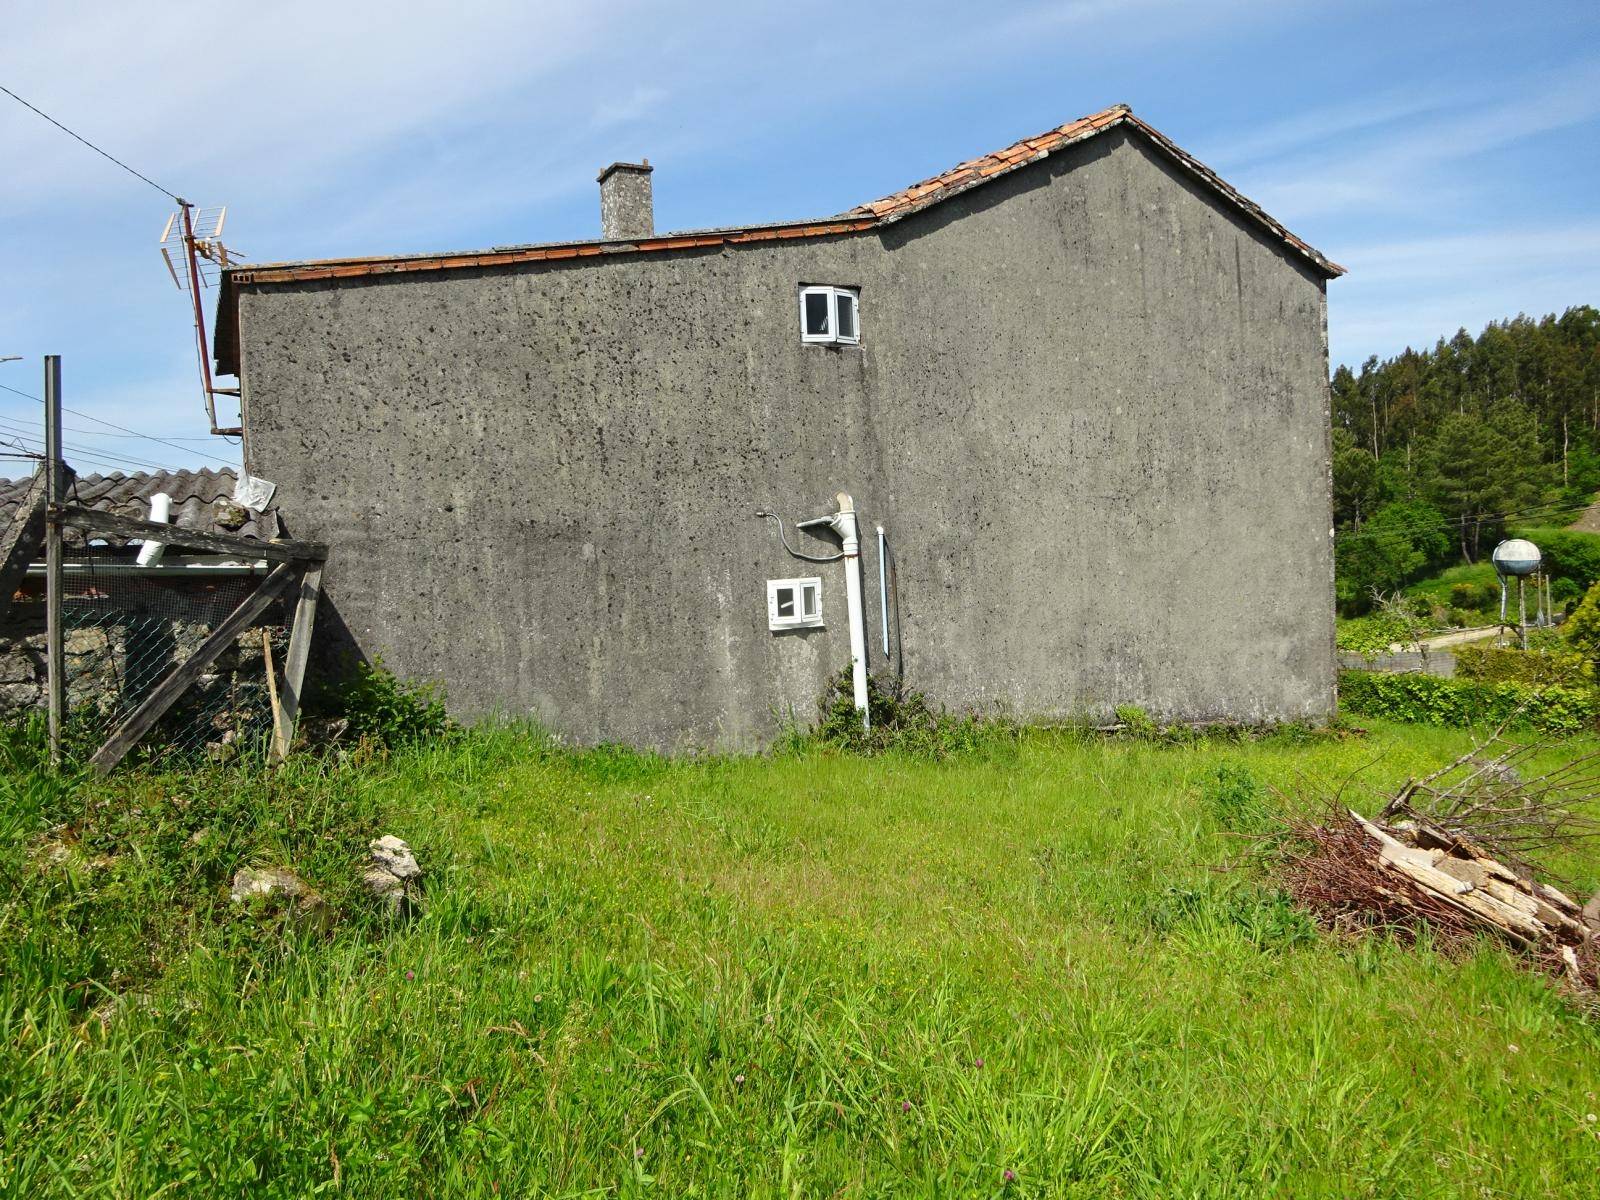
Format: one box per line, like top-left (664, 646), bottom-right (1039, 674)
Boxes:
top-left (365, 835), bottom-right (423, 918)
top-left (231, 865), bottom-right (315, 903)
top-left (369, 834), bottom-right (421, 880)
top-left (230, 865), bottom-right (330, 930)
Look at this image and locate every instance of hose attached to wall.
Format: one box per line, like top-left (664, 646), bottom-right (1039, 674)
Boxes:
top-left (754, 510), bottom-right (846, 563)
top-left (885, 527), bottom-right (904, 691)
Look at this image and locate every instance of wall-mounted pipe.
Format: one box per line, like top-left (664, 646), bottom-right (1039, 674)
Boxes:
top-left (829, 493), bottom-right (870, 732)
top-left (877, 525), bottom-right (889, 658)
top-left (135, 492), bottom-right (171, 567)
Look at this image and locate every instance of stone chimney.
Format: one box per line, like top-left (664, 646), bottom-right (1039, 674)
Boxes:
top-left (597, 160), bottom-right (654, 240)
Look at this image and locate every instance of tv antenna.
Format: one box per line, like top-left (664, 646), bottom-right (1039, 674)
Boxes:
top-left (159, 202), bottom-right (245, 436)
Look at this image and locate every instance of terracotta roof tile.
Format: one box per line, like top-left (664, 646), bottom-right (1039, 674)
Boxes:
top-left (216, 103), bottom-right (1342, 373)
top-left (845, 103), bottom-right (1344, 280)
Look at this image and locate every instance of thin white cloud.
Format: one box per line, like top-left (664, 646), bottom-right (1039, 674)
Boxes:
top-left (0, 1), bottom-right (635, 211)
top-left (1198, 88), bottom-right (1469, 174)
top-left (1236, 55), bottom-right (1600, 220)
top-left (1329, 222), bottom-right (1600, 365)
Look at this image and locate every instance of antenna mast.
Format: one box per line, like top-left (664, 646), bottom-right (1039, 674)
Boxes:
top-left (159, 201), bottom-right (243, 436)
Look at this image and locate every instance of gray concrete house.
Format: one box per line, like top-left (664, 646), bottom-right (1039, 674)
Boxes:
top-left (213, 103), bottom-right (1344, 749)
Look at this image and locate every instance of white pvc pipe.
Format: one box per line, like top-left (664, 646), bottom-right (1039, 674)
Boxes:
top-left (831, 493), bottom-right (870, 732)
top-left (136, 492), bottom-right (171, 566)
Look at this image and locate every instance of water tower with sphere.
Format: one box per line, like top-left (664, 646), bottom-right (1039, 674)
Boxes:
top-left (1491, 538), bottom-right (1541, 647)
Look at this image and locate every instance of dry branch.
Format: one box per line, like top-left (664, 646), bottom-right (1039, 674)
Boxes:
top-left (1282, 802), bottom-right (1597, 993)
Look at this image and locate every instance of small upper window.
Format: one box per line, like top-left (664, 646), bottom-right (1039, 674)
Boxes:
top-left (799, 286), bottom-right (861, 346)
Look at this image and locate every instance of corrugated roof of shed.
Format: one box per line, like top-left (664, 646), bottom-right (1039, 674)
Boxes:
top-left (0, 467), bottom-right (280, 549)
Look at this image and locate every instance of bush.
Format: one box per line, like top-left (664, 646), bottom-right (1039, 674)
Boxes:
top-left (1334, 501), bottom-right (1452, 614)
top-left (1338, 670), bottom-right (1599, 734)
top-left (1337, 601), bottom-right (1428, 655)
top-left (801, 666), bottom-right (1012, 759)
top-left (309, 658), bottom-right (454, 748)
top-left (1565, 580), bottom-right (1600, 660)
top-left (1449, 583), bottom-right (1479, 610)
top-left (1453, 646), bottom-right (1594, 688)
top-left (1114, 704), bottom-right (1159, 737)
top-left (1526, 530), bottom-right (1600, 593)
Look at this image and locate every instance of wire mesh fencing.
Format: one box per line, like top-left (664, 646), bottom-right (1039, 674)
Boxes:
top-left (55, 538), bottom-right (289, 767)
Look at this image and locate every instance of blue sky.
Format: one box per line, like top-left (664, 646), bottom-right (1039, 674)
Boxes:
top-left (2, 0), bottom-right (1596, 476)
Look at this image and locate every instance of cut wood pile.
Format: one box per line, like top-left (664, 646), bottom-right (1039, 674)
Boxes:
top-left (1281, 731), bottom-right (1600, 994)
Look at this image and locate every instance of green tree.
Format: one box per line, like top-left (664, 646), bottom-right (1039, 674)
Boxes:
top-left (1334, 500), bottom-right (1450, 612)
top-left (1420, 409), bottom-right (1543, 562)
top-left (1332, 429), bottom-right (1379, 528)
top-left (1563, 579), bottom-right (1600, 660)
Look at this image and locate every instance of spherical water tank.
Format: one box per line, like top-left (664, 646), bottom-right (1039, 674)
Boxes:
top-left (1491, 538), bottom-right (1541, 577)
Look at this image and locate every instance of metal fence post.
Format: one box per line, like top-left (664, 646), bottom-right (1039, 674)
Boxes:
top-left (43, 355), bottom-right (64, 766)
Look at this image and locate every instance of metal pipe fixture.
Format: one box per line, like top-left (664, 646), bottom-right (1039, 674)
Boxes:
top-left (827, 493), bottom-right (870, 732)
top-left (135, 492), bottom-right (172, 566)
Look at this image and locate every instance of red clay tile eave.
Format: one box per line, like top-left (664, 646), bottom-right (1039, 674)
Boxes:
top-left (227, 219), bottom-right (879, 288)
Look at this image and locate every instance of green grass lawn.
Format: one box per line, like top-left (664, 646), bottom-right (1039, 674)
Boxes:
top-left (1403, 560), bottom-right (1502, 609)
top-left (4, 722), bottom-right (1599, 1197)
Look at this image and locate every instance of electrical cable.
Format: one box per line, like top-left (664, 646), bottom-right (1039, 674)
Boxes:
top-left (0, 381), bottom-right (236, 466)
top-left (0, 416), bottom-right (180, 467)
top-left (0, 84), bottom-right (182, 201)
top-left (0, 422), bottom-right (189, 475)
top-left (1333, 499), bottom-right (1585, 544)
top-left (754, 509), bottom-right (845, 563)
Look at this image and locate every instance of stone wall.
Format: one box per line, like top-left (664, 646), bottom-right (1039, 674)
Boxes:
top-left (1, 592), bottom-right (285, 755)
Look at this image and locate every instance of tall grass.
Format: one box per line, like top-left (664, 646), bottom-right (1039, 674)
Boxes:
top-left (2, 720), bottom-right (1598, 1197)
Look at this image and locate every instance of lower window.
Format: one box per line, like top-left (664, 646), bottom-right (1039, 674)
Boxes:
top-left (767, 577), bottom-right (824, 630)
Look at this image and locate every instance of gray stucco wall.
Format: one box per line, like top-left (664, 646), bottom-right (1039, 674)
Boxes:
top-left (236, 128), bottom-right (1336, 749)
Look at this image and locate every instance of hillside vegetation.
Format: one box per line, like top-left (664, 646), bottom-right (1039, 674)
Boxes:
top-left (1333, 305), bottom-right (1600, 612)
top-left (4, 722), bottom-right (1599, 1197)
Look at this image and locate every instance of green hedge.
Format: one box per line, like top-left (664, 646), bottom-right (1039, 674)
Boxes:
top-left (1338, 670), bottom-right (1600, 734)
top-left (1453, 646), bottom-right (1594, 688)
top-left (1336, 611), bottom-right (1419, 656)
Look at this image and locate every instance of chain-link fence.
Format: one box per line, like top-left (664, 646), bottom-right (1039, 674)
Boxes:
top-left (55, 539), bottom-right (290, 766)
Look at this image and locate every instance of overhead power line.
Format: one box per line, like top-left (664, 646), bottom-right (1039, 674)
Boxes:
top-left (0, 419), bottom-right (190, 474)
top-left (0, 83), bottom-right (181, 201)
top-left (0, 380), bottom-right (236, 467)
top-left (1334, 500), bottom-right (1584, 544)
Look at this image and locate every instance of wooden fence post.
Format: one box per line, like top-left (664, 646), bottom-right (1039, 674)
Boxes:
top-left (271, 563), bottom-right (323, 763)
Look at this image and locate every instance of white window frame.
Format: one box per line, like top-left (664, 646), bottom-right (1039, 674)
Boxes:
top-left (767, 576), bottom-right (824, 631)
top-left (799, 285), bottom-right (861, 346)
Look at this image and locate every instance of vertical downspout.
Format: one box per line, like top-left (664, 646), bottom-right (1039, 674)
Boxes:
top-left (832, 493), bottom-right (870, 731)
